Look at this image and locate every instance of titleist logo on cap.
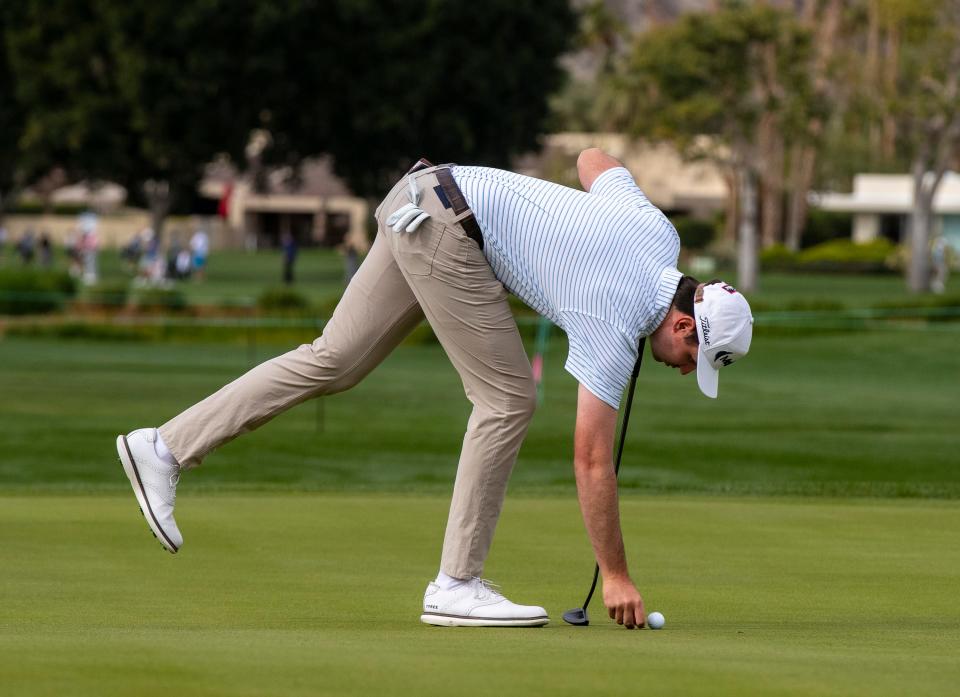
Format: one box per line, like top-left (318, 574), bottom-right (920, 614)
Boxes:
top-left (700, 316), bottom-right (712, 346)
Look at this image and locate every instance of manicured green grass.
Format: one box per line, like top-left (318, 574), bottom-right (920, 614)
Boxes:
top-left (741, 271), bottom-right (958, 309)
top-left (98, 247), bottom-right (351, 307)
top-left (10, 243), bottom-right (957, 311)
top-left (0, 321), bottom-right (958, 497)
top-left (3, 269), bottom-right (957, 695)
top-left (1, 495), bottom-right (957, 697)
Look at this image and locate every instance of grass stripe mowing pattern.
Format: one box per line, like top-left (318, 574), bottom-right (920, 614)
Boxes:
top-left (1, 495), bottom-right (958, 697)
top-left (0, 324), bottom-right (958, 497)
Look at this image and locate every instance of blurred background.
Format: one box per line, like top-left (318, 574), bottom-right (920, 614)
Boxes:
top-left (2, 4), bottom-right (959, 695)
top-left (0, 0), bottom-right (958, 495)
top-left (2, 0), bottom-right (959, 306)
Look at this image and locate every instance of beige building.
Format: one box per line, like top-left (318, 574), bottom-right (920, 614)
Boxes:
top-left (4, 135), bottom-right (727, 251)
top-left (3, 156), bottom-right (370, 253)
top-left (521, 132), bottom-right (728, 217)
top-left (199, 156), bottom-right (369, 253)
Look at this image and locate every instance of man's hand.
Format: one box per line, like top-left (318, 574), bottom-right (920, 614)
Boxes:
top-left (603, 575), bottom-right (646, 629)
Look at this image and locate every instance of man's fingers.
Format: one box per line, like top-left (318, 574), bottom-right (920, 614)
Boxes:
top-left (627, 604), bottom-right (642, 629)
top-left (614, 603), bottom-right (645, 630)
top-left (604, 584), bottom-right (646, 629)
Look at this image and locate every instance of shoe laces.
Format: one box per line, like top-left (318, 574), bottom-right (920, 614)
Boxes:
top-left (471, 577), bottom-right (504, 601)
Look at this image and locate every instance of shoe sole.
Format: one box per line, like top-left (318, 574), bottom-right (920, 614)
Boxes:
top-left (117, 435), bottom-right (179, 554)
top-left (420, 613), bottom-right (549, 627)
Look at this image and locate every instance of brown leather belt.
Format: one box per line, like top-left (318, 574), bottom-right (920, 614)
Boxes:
top-left (406, 157), bottom-right (484, 251)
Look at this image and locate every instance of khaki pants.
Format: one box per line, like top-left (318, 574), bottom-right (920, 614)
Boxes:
top-left (160, 167), bottom-right (537, 578)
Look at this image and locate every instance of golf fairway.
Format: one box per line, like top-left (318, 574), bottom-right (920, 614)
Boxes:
top-left (1, 495), bottom-right (957, 696)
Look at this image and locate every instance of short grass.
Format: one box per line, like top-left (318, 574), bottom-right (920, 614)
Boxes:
top-left (742, 271), bottom-right (958, 309)
top-left (6, 244), bottom-right (957, 310)
top-left (1, 321), bottom-right (958, 497)
top-left (2, 268), bottom-right (958, 696)
top-left (1, 495), bottom-right (958, 697)
top-left (139, 248), bottom-right (350, 307)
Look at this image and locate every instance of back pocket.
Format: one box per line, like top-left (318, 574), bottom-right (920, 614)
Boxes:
top-left (394, 222), bottom-right (446, 276)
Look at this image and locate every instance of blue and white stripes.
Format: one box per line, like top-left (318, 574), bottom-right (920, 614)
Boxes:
top-left (451, 166), bottom-right (682, 409)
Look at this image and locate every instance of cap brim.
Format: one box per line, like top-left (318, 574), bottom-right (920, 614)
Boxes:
top-left (696, 345), bottom-right (719, 398)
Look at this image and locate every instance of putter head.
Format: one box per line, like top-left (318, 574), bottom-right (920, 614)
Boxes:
top-left (563, 607), bottom-right (589, 626)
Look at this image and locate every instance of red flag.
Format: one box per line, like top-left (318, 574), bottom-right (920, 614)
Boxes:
top-left (217, 182), bottom-right (233, 219)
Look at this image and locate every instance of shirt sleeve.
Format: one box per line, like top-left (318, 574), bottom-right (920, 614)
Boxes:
top-left (561, 311), bottom-right (638, 410)
top-left (588, 166), bottom-right (655, 212)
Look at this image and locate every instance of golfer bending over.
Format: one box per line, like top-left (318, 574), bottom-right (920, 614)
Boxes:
top-left (118, 149), bottom-right (753, 629)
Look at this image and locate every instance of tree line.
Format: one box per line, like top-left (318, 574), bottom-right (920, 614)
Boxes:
top-left (0, 0), bottom-right (575, 236)
top-left (3, 1), bottom-right (957, 294)
top-left (560, 0), bottom-right (960, 293)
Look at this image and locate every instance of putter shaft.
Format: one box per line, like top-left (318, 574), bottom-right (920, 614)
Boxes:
top-left (564, 338), bottom-right (645, 625)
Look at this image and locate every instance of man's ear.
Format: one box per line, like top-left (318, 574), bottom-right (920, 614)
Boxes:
top-left (674, 313), bottom-right (695, 334)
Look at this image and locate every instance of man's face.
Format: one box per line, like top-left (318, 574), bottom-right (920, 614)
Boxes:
top-left (650, 311), bottom-right (698, 376)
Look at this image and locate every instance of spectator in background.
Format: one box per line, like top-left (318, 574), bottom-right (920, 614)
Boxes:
top-left (342, 241), bottom-right (359, 285)
top-left (79, 229), bottom-right (99, 284)
top-left (17, 229), bottom-right (36, 265)
top-left (136, 227), bottom-right (166, 286)
top-left (121, 230), bottom-right (145, 273)
top-left (65, 229), bottom-right (83, 278)
top-left (39, 232), bottom-right (53, 267)
top-left (931, 235), bottom-right (950, 294)
top-left (281, 230), bottom-right (298, 285)
top-left (78, 212), bottom-right (100, 285)
top-left (166, 236), bottom-right (183, 281)
top-left (190, 227), bottom-right (210, 281)
top-left (175, 247), bottom-right (193, 280)
top-left (0, 224), bottom-right (8, 263)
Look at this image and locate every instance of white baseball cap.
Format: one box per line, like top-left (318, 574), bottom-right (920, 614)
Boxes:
top-left (693, 281), bottom-right (753, 398)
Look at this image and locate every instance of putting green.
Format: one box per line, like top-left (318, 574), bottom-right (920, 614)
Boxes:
top-left (1, 494), bottom-right (958, 696)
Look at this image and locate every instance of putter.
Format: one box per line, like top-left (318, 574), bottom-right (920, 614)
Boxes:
top-left (563, 337), bottom-right (645, 627)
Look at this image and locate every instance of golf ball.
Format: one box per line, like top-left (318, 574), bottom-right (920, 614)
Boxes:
top-left (647, 611), bottom-right (665, 630)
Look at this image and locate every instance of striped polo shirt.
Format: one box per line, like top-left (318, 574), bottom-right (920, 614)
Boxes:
top-left (451, 165), bottom-right (683, 409)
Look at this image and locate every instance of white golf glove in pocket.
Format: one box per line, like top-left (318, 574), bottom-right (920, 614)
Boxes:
top-left (386, 175), bottom-right (432, 232)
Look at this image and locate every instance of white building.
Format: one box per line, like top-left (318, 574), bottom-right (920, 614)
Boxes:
top-left (815, 173), bottom-right (960, 252)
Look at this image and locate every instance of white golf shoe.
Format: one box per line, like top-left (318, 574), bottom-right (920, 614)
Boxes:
top-left (421, 578), bottom-right (549, 627)
top-left (117, 428), bottom-right (183, 553)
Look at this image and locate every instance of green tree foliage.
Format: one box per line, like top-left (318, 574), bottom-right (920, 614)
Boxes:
top-left (0, 4), bottom-right (27, 218)
top-left (604, 2), bottom-right (816, 290)
top-left (888, 0), bottom-right (960, 291)
top-left (4, 2), bottom-right (133, 189)
top-left (252, 0), bottom-right (577, 197)
top-left (2, 0), bottom-right (576, 231)
top-left (612, 3), bottom-right (815, 170)
top-left (6, 1), bottom-right (261, 230)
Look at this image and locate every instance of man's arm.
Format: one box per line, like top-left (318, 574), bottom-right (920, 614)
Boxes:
top-left (573, 383), bottom-right (646, 628)
top-left (577, 148), bottom-right (626, 192)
